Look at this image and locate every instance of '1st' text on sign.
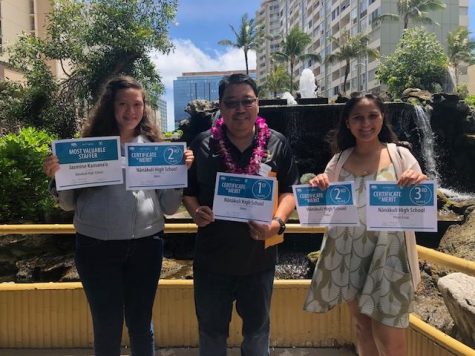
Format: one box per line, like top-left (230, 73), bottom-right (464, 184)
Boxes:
top-left (212, 172), bottom-right (276, 224)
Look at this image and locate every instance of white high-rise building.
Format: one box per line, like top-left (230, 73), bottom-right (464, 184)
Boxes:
top-left (255, 0), bottom-right (281, 82)
top-left (256, 0), bottom-right (469, 97)
top-left (0, 0), bottom-right (65, 81)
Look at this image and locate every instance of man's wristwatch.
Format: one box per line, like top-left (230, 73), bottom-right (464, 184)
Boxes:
top-left (273, 216), bottom-right (286, 235)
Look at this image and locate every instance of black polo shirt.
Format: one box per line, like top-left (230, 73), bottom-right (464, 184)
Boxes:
top-left (184, 128), bottom-right (299, 275)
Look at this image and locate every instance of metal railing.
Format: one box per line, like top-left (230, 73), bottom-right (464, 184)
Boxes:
top-left (1, 223), bottom-right (474, 354)
top-left (1, 223), bottom-right (474, 276)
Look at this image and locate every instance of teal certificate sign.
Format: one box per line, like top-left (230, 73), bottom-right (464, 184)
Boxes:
top-left (52, 137), bottom-right (122, 191)
top-left (125, 142), bottom-right (187, 190)
top-left (293, 183), bottom-right (358, 226)
top-left (366, 181), bottom-right (437, 232)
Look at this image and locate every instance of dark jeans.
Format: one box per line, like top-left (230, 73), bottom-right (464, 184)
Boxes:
top-left (193, 267), bottom-right (275, 356)
top-left (75, 233), bottom-right (163, 356)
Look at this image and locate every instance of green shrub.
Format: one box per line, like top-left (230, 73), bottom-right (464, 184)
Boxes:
top-left (0, 127), bottom-right (58, 223)
top-left (455, 84), bottom-right (469, 99)
top-left (464, 95), bottom-right (475, 107)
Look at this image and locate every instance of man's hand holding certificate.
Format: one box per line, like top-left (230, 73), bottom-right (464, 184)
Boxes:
top-left (293, 183), bottom-right (358, 226)
top-left (366, 180), bottom-right (437, 232)
top-left (125, 142), bottom-right (187, 190)
top-left (213, 172), bottom-right (276, 224)
top-left (52, 137), bottom-right (122, 191)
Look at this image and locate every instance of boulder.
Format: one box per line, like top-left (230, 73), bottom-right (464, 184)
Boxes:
top-left (438, 273), bottom-right (475, 347)
top-left (184, 99), bottom-right (219, 117)
top-left (401, 88), bottom-right (432, 103)
top-left (439, 208), bottom-right (475, 261)
top-left (178, 99), bottom-right (218, 145)
top-left (161, 258), bottom-right (193, 279)
top-left (414, 263), bottom-right (455, 337)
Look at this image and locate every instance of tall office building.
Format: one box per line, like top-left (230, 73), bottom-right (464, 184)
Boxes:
top-left (256, 0), bottom-right (469, 97)
top-left (173, 70), bottom-right (256, 128)
top-left (0, 0), bottom-right (63, 81)
top-left (156, 97), bottom-right (168, 133)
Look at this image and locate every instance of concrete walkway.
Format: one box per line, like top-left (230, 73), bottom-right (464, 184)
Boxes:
top-left (0, 348), bottom-right (356, 355)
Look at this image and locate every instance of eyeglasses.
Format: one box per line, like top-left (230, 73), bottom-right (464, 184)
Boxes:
top-left (222, 98), bottom-right (257, 109)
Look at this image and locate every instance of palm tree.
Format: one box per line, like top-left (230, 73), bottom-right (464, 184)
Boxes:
top-left (260, 65), bottom-right (291, 98)
top-left (447, 27), bottom-right (475, 86)
top-left (325, 32), bottom-right (379, 94)
top-left (218, 13), bottom-right (257, 75)
top-left (272, 27), bottom-right (320, 94)
top-left (376, 0), bottom-right (446, 29)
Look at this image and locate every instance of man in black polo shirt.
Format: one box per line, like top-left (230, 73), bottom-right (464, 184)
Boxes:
top-left (183, 73), bottom-right (298, 356)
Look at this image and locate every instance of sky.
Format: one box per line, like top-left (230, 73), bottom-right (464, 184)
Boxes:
top-left (151, 0), bottom-right (261, 130)
top-left (153, 0), bottom-right (475, 131)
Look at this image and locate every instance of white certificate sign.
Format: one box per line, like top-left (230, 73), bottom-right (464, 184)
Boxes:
top-left (125, 142), bottom-right (187, 190)
top-left (212, 172), bottom-right (276, 224)
top-left (366, 181), bottom-right (437, 232)
top-left (293, 183), bottom-right (359, 226)
top-left (53, 137), bottom-right (122, 191)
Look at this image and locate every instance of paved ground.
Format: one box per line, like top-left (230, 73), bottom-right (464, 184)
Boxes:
top-left (0, 348), bottom-right (356, 355)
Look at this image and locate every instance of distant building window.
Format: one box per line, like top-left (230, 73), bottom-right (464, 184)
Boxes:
top-left (369, 9), bottom-right (379, 25)
top-left (341, 0), bottom-right (350, 11)
top-left (359, 0), bottom-right (368, 17)
top-left (351, 8), bottom-right (358, 24)
top-left (30, 16), bottom-right (35, 31)
top-left (360, 16), bottom-right (368, 31)
top-left (368, 69), bottom-right (376, 81)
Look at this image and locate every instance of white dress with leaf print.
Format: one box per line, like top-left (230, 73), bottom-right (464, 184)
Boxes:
top-left (303, 164), bottom-right (414, 328)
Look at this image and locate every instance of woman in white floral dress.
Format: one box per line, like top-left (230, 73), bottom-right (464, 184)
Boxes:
top-left (304, 93), bottom-right (427, 356)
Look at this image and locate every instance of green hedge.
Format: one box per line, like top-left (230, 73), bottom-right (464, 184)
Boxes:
top-left (0, 127), bottom-right (58, 223)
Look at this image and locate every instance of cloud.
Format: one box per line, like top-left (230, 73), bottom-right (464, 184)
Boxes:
top-left (150, 39), bottom-right (256, 129)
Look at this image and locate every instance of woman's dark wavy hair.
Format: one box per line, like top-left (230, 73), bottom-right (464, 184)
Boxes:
top-left (81, 75), bottom-right (161, 142)
top-left (330, 92), bottom-right (398, 154)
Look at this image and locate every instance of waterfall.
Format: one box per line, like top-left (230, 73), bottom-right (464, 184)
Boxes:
top-left (413, 105), bottom-right (439, 181)
top-left (445, 66), bottom-right (456, 93)
top-left (412, 105), bottom-right (475, 200)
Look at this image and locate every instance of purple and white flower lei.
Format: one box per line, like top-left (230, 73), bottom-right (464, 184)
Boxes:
top-left (211, 116), bottom-right (270, 175)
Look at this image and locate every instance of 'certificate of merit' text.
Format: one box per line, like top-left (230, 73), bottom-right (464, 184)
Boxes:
top-left (212, 172), bottom-right (276, 224)
top-left (53, 137), bottom-right (122, 191)
top-left (366, 180), bottom-right (437, 232)
top-left (125, 142), bottom-right (187, 190)
top-left (293, 182), bottom-right (358, 226)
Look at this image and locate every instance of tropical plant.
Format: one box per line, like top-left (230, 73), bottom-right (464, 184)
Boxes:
top-left (218, 13), bottom-right (257, 75)
top-left (455, 84), bottom-right (469, 99)
top-left (447, 27), bottom-right (475, 86)
top-left (260, 65), bottom-right (291, 98)
top-left (0, 128), bottom-right (57, 223)
top-left (376, 0), bottom-right (446, 29)
top-left (0, 80), bottom-right (25, 134)
top-left (6, 0), bottom-right (177, 137)
top-left (465, 95), bottom-right (475, 107)
top-left (325, 32), bottom-right (379, 94)
top-left (272, 27), bottom-right (320, 94)
top-left (377, 27), bottom-right (448, 96)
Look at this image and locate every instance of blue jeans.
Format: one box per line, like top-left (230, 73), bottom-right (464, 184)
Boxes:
top-left (75, 233), bottom-right (163, 356)
top-left (193, 267), bottom-right (275, 356)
